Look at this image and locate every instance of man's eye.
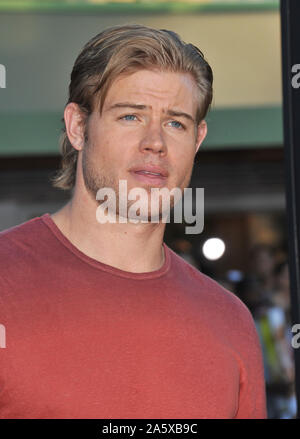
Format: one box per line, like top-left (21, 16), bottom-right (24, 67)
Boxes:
top-left (121, 114), bottom-right (137, 121)
top-left (169, 120), bottom-right (184, 129)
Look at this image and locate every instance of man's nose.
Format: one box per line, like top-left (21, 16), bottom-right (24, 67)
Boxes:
top-left (139, 122), bottom-right (167, 156)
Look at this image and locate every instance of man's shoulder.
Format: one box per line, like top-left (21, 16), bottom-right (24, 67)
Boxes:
top-left (0, 215), bottom-right (43, 238)
top-left (0, 215), bottom-right (47, 261)
top-left (168, 246), bottom-right (254, 330)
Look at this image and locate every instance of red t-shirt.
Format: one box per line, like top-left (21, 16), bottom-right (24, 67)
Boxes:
top-left (0, 214), bottom-right (267, 418)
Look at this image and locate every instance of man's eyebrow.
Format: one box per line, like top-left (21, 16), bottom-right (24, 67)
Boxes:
top-left (106, 102), bottom-right (195, 123)
top-left (166, 109), bottom-right (195, 123)
top-left (106, 102), bottom-right (147, 111)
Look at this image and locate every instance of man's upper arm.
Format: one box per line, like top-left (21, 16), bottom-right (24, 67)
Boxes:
top-left (234, 307), bottom-right (267, 419)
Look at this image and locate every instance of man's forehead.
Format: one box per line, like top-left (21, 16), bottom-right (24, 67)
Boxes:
top-left (102, 69), bottom-right (199, 113)
top-left (107, 69), bottom-right (197, 93)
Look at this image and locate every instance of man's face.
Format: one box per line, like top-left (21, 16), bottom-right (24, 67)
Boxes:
top-left (81, 69), bottom-right (207, 220)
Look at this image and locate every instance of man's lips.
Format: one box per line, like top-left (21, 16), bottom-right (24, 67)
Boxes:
top-left (129, 165), bottom-right (169, 178)
top-left (129, 165), bottom-right (168, 186)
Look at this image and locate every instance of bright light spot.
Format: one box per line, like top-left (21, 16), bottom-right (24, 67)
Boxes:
top-left (202, 238), bottom-right (225, 261)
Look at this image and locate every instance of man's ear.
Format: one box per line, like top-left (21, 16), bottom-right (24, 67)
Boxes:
top-left (64, 102), bottom-right (86, 151)
top-left (195, 120), bottom-right (207, 155)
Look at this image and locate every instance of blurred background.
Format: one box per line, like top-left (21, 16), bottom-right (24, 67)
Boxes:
top-left (0, 0), bottom-right (296, 418)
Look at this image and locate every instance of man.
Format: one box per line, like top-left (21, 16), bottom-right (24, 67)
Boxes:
top-left (0, 24), bottom-right (267, 418)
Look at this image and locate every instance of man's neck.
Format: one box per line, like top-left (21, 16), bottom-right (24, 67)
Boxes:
top-left (50, 196), bottom-right (166, 274)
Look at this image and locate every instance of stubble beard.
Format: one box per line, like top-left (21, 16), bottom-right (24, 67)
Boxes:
top-left (82, 141), bottom-right (193, 223)
top-left (82, 143), bottom-right (115, 203)
top-left (82, 142), bottom-right (150, 221)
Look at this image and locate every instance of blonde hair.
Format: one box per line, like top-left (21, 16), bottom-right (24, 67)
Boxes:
top-left (52, 24), bottom-right (213, 190)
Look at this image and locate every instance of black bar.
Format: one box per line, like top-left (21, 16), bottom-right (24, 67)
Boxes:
top-left (280, 0), bottom-right (300, 419)
top-left (0, 419), bottom-right (293, 437)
